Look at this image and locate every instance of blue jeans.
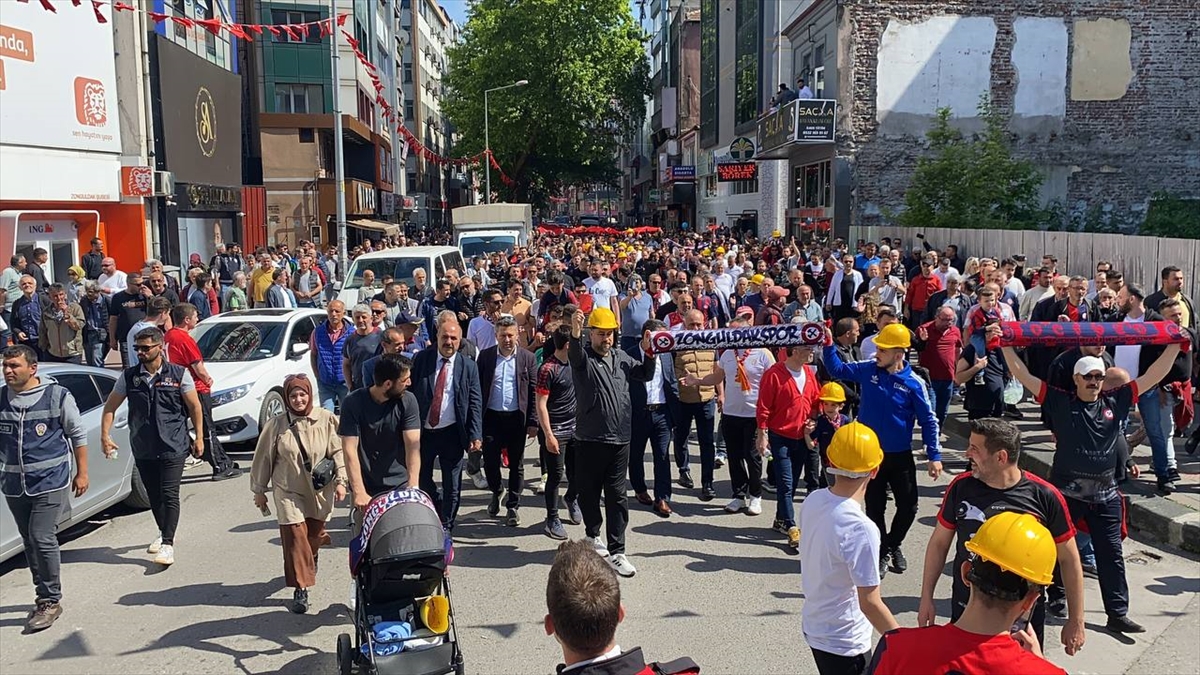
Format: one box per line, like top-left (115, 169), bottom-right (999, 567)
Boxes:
top-left (1077, 532), bottom-right (1096, 567)
top-left (674, 400), bottom-right (716, 487)
top-left (83, 338), bottom-right (106, 369)
top-left (929, 379), bottom-right (953, 425)
top-left (769, 431), bottom-right (802, 527)
top-left (317, 380), bottom-right (348, 413)
top-left (1138, 388), bottom-right (1177, 478)
top-left (630, 406), bottom-right (673, 501)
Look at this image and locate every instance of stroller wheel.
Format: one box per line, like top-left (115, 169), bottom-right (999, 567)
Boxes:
top-left (337, 632), bottom-right (353, 675)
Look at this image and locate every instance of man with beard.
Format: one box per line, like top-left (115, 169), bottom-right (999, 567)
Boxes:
top-left (999, 325), bottom-right (1182, 634)
top-left (339, 356), bottom-right (422, 523)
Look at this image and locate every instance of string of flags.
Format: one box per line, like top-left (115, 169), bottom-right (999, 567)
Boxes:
top-left (19, 0), bottom-right (519, 189)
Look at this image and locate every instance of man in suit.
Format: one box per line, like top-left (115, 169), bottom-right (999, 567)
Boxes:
top-left (478, 315), bottom-right (539, 526)
top-left (266, 269), bottom-right (298, 308)
top-left (411, 314), bottom-right (483, 531)
top-left (627, 318), bottom-right (678, 517)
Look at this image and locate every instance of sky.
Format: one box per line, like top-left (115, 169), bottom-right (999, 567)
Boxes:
top-left (439, 1), bottom-right (644, 28)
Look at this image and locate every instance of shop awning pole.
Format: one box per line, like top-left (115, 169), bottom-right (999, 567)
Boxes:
top-left (332, 0), bottom-right (348, 279)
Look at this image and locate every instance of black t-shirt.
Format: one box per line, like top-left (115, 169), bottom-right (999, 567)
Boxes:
top-left (343, 330), bottom-right (384, 390)
top-left (535, 354), bottom-right (576, 439)
top-left (1039, 382), bottom-right (1137, 502)
top-left (110, 290), bottom-right (148, 338)
top-left (937, 471), bottom-right (1074, 614)
top-left (960, 342), bottom-right (1007, 411)
top-left (337, 388), bottom-right (421, 495)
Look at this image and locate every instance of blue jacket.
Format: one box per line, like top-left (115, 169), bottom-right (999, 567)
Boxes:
top-left (822, 345), bottom-right (941, 460)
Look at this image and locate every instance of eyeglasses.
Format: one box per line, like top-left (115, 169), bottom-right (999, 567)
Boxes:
top-left (372, 309), bottom-right (386, 315)
top-left (1079, 373), bottom-right (1104, 381)
top-left (133, 344), bottom-right (159, 353)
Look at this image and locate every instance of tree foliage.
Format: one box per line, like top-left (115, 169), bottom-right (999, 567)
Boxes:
top-left (443, 0), bottom-right (650, 206)
top-left (1142, 191), bottom-right (1200, 239)
top-left (898, 99), bottom-right (1045, 231)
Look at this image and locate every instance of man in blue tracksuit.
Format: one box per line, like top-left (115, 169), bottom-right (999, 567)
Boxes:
top-left (822, 323), bottom-right (942, 579)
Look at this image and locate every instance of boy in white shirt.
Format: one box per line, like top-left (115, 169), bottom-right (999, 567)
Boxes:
top-left (800, 422), bottom-right (899, 674)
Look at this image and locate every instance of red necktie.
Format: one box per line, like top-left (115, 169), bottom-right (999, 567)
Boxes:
top-left (428, 358), bottom-right (448, 426)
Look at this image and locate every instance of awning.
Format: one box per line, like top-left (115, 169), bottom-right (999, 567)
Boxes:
top-left (349, 219), bottom-right (400, 236)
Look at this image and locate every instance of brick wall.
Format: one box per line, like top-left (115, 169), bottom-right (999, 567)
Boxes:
top-left (840, 0), bottom-right (1200, 228)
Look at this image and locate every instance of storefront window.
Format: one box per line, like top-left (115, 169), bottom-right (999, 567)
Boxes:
top-left (793, 160), bottom-right (831, 209)
top-left (733, 179), bottom-right (759, 195)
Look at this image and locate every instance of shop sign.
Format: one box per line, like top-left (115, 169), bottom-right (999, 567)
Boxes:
top-left (728, 137), bottom-right (755, 161)
top-left (669, 165), bottom-right (696, 181)
top-left (121, 166), bottom-right (154, 197)
top-left (176, 182), bottom-right (241, 212)
top-left (380, 191), bottom-right (395, 216)
top-left (648, 188), bottom-right (660, 203)
top-left (796, 100), bottom-right (837, 142)
top-left (757, 99), bottom-right (798, 155)
top-left (353, 182), bottom-right (377, 214)
top-left (401, 196), bottom-right (416, 210)
top-left (716, 162), bottom-right (758, 182)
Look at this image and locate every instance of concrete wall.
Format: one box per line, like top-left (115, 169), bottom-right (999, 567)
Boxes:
top-left (842, 0), bottom-right (1200, 228)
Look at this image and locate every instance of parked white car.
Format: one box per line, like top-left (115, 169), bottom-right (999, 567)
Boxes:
top-left (0, 365), bottom-right (144, 563)
top-left (193, 308), bottom-right (325, 445)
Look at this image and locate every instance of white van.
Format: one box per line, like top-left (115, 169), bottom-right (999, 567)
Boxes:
top-left (336, 246), bottom-right (465, 307)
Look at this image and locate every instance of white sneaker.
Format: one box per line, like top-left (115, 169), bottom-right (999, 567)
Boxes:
top-left (724, 497), bottom-right (746, 513)
top-left (746, 497), bottom-right (763, 516)
top-left (590, 535), bottom-right (609, 558)
top-left (530, 474), bottom-right (547, 495)
top-left (470, 470), bottom-right (488, 490)
top-left (154, 544), bottom-right (175, 566)
top-left (183, 456), bottom-right (203, 470)
top-left (147, 537), bottom-right (163, 554)
top-left (608, 553), bottom-right (637, 578)
top-left (714, 452), bottom-right (727, 469)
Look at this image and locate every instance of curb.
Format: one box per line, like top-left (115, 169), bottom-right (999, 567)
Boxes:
top-left (943, 415), bottom-right (1200, 554)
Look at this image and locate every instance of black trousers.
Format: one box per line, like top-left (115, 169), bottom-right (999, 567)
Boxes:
top-left (483, 409), bottom-right (529, 510)
top-left (811, 648), bottom-right (867, 675)
top-left (541, 432), bottom-right (576, 518)
top-left (722, 415), bottom-right (761, 499)
top-left (865, 450), bottom-right (919, 550)
top-left (135, 453), bottom-right (186, 545)
top-left (6, 489), bottom-right (66, 603)
top-left (575, 440), bottom-right (629, 555)
top-left (419, 426), bottom-right (466, 530)
top-left (629, 405), bottom-right (673, 501)
top-left (1051, 493), bottom-right (1130, 618)
top-left (198, 392), bottom-right (232, 474)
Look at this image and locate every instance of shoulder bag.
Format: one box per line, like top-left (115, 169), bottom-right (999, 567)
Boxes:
top-left (289, 418), bottom-right (337, 491)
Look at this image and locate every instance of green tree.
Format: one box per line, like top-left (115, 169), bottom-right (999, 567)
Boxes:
top-left (442, 0), bottom-right (650, 206)
top-left (898, 99), bottom-right (1045, 230)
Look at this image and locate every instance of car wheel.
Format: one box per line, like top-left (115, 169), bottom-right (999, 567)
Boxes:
top-left (259, 390), bottom-right (286, 431)
top-left (123, 462), bottom-right (152, 510)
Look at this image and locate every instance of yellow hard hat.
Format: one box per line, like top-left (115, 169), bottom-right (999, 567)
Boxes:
top-left (826, 422), bottom-right (884, 475)
top-left (965, 511), bottom-right (1057, 586)
top-left (701, 248), bottom-right (711, 256)
top-left (873, 323), bottom-right (911, 350)
top-left (716, 246), bottom-right (726, 254)
top-left (587, 307), bottom-right (620, 330)
top-left (818, 381), bottom-right (846, 403)
top-left (772, 229), bottom-right (782, 238)
top-left (750, 273), bottom-right (765, 286)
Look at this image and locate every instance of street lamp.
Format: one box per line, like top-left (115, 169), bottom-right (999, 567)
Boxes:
top-left (484, 79), bottom-right (529, 204)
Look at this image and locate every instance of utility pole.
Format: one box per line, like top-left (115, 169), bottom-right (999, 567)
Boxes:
top-left (331, 0), bottom-right (348, 277)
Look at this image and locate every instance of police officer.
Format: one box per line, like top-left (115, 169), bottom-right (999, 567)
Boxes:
top-left (101, 327), bottom-right (205, 568)
top-left (1, 345), bottom-right (89, 632)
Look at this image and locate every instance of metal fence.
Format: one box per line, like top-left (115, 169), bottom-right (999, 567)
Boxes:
top-left (848, 226), bottom-right (1200, 302)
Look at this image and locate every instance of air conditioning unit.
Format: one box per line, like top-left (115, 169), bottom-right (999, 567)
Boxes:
top-left (153, 171), bottom-right (175, 197)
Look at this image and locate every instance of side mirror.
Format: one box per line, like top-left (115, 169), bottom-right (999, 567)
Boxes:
top-left (290, 343), bottom-right (311, 359)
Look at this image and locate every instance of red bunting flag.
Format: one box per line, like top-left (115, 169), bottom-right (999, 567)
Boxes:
top-left (91, 0), bottom-right (106, 23)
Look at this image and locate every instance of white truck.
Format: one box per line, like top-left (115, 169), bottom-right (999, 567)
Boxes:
top-left (451, 203), bottom-right (532, 260)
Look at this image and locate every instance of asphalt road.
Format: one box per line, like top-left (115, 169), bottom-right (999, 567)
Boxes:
top-left (1, 437), bottom-right (1198, 675)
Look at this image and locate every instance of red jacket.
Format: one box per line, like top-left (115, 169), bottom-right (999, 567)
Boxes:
top-left (906, 273), bottom-right (943, 312)
top-left (756, 361), bottom-right (821, 440)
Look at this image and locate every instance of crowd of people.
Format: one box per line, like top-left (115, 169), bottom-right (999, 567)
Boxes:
top-left (2, 226), bottom-right (1196, 674)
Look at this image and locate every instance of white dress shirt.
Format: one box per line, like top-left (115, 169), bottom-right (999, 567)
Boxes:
top-left (644, 355), bottom-right (667, 405)
top-left (426, 353), bottom-right (458, 429)
top-left (488, 351), bottom-right (519, 412)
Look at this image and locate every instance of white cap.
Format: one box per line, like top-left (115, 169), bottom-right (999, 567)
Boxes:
top-left (1074, 356), bottom-right (1106, 376)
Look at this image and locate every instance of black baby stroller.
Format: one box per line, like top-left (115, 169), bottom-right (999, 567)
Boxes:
top-left (337, 490), bottom-right (464, 675)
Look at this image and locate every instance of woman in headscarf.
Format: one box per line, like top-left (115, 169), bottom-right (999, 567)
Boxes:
top-left (65, 265), bottom-right (87, 304)
top-left (250, 374), bottom-right (346, 614)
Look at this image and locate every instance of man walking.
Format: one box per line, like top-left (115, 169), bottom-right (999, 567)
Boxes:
top-left (672, 310), bottom-right (721, 499)
top-left (627, 318), bottom-right (678, 517)
top-left (914, 306), bottom-right (962, 425)
top-left (536, 324), bottom-right (582, 538)
top-left (343, 304), bottom-right (383, 392)
top-left (1, 345), bottom-right (89, 632)
top-left (567, 307), bottom-right (655, 577)
top-left (101, 327), bottom-right (205, 567)
top-left (310, 301), bottom-right (353, 411)
top-left (478, 316), bottom-right (538, 526)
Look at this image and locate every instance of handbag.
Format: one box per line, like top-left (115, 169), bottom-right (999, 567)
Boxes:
top-left (289, 419), bottom-right (337, 491)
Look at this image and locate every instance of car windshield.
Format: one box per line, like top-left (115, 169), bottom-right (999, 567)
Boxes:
top-left (193, 322), bottom-right (286, 362)
top-left (460, 235), bottom-right (516, 258)
top-left (345, 257), bottom-right (426, 289)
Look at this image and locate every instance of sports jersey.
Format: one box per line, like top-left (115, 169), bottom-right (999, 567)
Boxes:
top-left (937, 471), bottom-right (1074, 616)
top-left (1038, 382), bottom-right (1138, 503)
top-left (535, 354), bottom-right (576, 439)
top-left (867, 624), bottom-right (1067, 675)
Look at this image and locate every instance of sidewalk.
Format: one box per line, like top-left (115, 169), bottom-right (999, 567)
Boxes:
top-left (942, 401), bottom-right (1200, 553)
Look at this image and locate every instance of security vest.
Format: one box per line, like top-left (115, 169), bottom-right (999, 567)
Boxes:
top-left (315, 319), bottom-right (352, 385)
top-left (123, 363), bottom-right (192, 460)
top-left (674, 350), bottom-right (716, 404)
top-left (0, 384), bottom-right (73, 497)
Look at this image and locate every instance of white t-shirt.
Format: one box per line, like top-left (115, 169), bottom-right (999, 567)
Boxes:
top-left (718, 348), bottom-right (774, 418)
top-left (786, 363), bottom-right (808, 395)
top-left (860, 335), bottom-right (879, 361)
top-left (584, 276), bottom-right (618, 310)
top-left (98, 270), bottom-right (127, 295)
top-left (799, 488), bottom-right (882, 657)
top-left (466, 315), bottom-right (497, 351)
top-left (1114, 314), bottom-right (1145, 375)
